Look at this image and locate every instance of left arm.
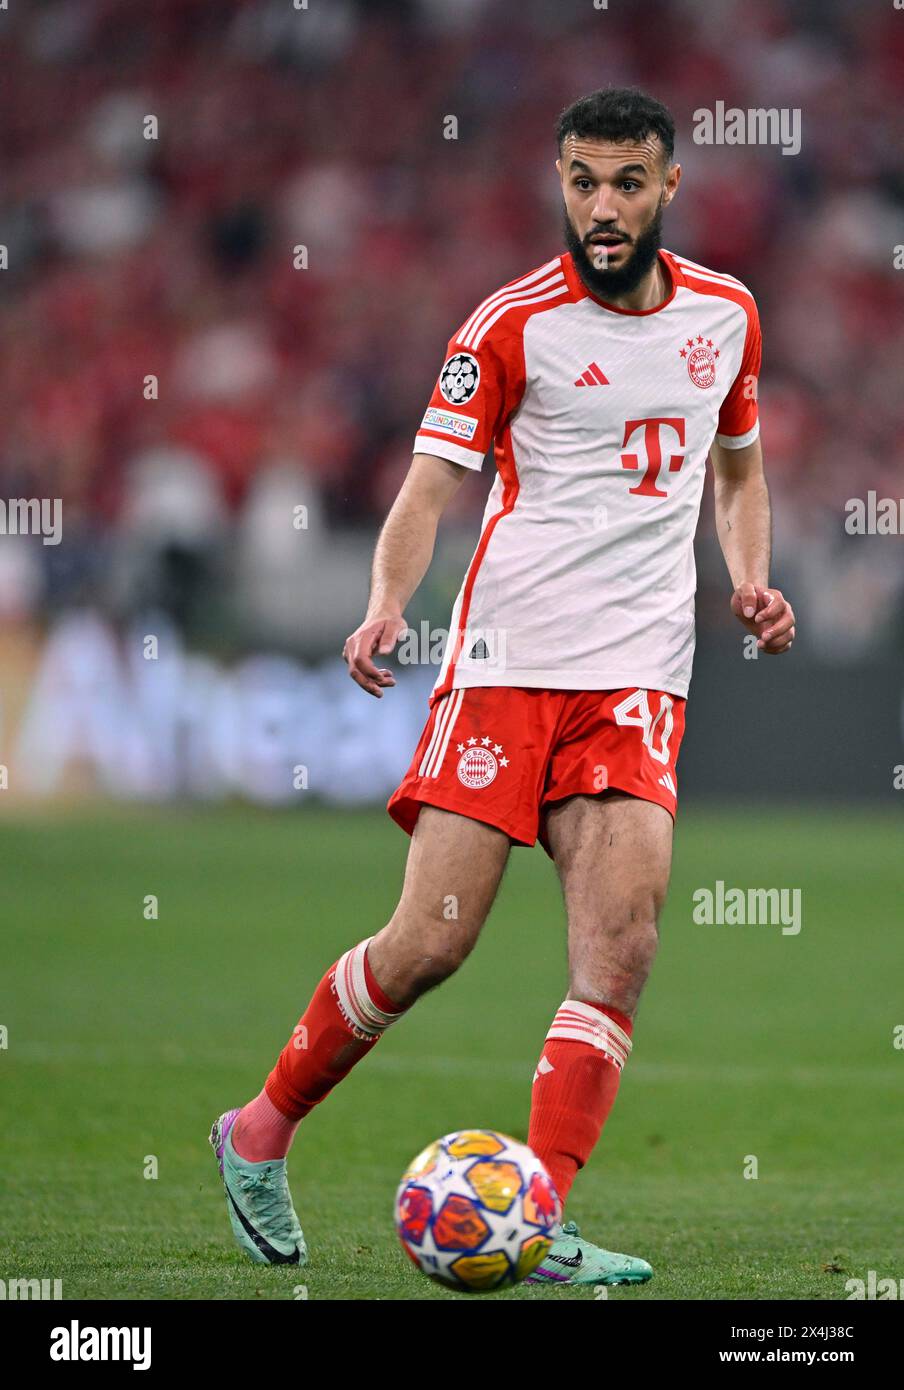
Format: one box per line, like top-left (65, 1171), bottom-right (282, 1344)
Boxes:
top-left (710, 436), bottom-right (795, 654)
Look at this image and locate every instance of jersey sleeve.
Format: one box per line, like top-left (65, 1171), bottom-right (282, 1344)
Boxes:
top-left (413, 315), bottom-right (526, 470)
top-left (715, 297), bottom-right (762, 449)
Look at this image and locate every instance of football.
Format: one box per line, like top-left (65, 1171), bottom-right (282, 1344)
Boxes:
top-left (394, 1129), bottom-right (561, 1292)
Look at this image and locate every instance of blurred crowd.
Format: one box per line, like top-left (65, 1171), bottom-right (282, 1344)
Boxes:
top-left (1, 0), bottom-right (902, 660)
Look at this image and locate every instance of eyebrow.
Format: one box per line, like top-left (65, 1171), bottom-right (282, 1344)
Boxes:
top-left (567, 158), bottom-right (650, 178)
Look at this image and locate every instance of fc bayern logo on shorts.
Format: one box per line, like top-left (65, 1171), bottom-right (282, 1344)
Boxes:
top-left (439, 352), bottom-right (480, 405)
top-left (679, 335), bottom-right (719, 390)
top-left (455, 735), bottom-right (509, 789)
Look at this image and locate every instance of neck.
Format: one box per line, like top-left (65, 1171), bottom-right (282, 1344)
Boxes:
top-left (622, 254), bottom-right (667, 311)
top-left (588, 253), bottom-right (668, 313)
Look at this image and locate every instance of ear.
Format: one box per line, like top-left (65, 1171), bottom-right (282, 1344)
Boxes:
top-left (556, 157), bottom-right (563, 180)
top-left (661, 162), bottom-right (681, 207)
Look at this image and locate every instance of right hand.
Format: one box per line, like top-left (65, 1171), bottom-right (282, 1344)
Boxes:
top-left (342, 612), bottom-right (408, 697)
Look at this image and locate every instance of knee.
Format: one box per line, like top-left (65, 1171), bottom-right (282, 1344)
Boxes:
top-left (606, 897), bottom-right (662, 962)
top-left (406, 939), bottom-right (471, 995)
top-left (624, 905), bottom-right (661, 966)
top-left (369, 924), bottom-right (475, 1008)
top-left (569, 904), bottom-right (661, 1007)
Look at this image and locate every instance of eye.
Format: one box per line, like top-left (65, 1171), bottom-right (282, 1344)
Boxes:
top-left (621, 179), bottom-right (641, 192)
top-left (574, 177), bottom-right (592, 191)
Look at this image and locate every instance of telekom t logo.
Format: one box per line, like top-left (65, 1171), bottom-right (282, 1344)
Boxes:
top-left (620, 417), bottom-right (686, 497)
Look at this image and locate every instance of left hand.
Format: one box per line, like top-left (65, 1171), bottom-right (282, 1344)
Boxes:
top-left (730, 582), bottom-right (796, 654)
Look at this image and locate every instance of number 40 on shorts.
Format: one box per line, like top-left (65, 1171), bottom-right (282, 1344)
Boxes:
top-left (612, 689), bottom-right (675, 765)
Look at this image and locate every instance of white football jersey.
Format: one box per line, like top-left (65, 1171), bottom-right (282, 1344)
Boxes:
top-left (415, 249), bottom-right (761, 702)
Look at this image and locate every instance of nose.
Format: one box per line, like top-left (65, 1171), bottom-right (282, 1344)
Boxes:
top-left (590, 187), bottom-right (619, 227)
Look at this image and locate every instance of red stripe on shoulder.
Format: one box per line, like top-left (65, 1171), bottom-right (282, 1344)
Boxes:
top-left (679, 274), bottom-right (755, 312)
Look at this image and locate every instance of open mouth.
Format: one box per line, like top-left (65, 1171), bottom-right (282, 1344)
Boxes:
top-left (588, 234), bottom-right (627, 250)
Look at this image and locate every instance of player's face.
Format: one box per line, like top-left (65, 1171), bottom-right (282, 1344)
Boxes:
top-left (557, 135), bottom-right (679, 294)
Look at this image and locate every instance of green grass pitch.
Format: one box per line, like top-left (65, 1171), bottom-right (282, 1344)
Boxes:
top-left (1, 804), bottom-right (901, 1300)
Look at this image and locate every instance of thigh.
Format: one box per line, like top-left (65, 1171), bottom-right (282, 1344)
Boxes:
top-left (369, 805), bottom-right (511, 1001)
top-left (545, 792), bottom-right (674, 1010)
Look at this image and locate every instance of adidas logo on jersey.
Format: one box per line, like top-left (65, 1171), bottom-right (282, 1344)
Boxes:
top-left (658, 771), bottom-right (677, 796)
top-left (574, 361), bottom-right (609, 387)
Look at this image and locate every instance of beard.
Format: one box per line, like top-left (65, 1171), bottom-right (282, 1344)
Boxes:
top-left (563, 202), bottom-right (664, 300)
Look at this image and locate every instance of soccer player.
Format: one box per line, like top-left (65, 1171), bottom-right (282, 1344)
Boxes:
top-left (211, 87), bottom-right (795, 1284)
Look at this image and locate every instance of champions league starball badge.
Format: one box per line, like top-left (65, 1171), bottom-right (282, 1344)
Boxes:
top-left (439, 352), bottom-right (480, 405)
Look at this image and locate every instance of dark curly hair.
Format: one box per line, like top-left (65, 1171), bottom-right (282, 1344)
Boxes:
top-left (556, 87), bottom-right (675, 166)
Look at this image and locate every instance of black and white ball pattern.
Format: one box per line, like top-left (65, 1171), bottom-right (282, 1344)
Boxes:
top-left (439, 352), bottom-right (480, 405)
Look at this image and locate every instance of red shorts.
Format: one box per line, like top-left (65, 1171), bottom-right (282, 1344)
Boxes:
top-left (388, 685), bottom-right (686, 852)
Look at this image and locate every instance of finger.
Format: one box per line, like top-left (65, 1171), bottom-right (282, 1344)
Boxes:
top-left (348, 664), bottom-right (395, 696)
top-left (754, 591), bottom-right (783, 623)
top-left (349, 668), bottom-right (384, 697)
top-left (353, 664), bottom-right (396, 691)
top-left (758, 615), bottom-right (795, 644)
top-left (759, 629), bottom-right (795, 653)
top-left (343, 633), bottom-right (393, 693)
top-left (730, 593), bottom-right (755, 627)
top-left (351, 645), bottom-right (389, 681)
top-left (377, 619), bottom-right (405, 655)
top-left (736, 582), bottom-right (758, 620)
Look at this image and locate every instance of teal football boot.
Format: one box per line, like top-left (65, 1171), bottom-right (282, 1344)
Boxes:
top-left (527, 1220), bottom-right (653, 1286)
top-left (209, 1109), bottom-right (307, 1266)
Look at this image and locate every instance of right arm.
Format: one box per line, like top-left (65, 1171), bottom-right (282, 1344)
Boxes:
top-left (345, 304), bottom-right (518, 695)
top-left (342, 452), bottom-right (468, 696)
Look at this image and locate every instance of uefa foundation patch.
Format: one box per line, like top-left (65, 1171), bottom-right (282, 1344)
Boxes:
top-left (420, 406), bottom-right (478, 441)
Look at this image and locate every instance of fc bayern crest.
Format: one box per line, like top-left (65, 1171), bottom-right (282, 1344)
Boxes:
top-left (679, 334), bottom-right (719, 390)
top-left (439, 352), bottom-right (480, 405)
top-left (456, 735), bottom-right (509, 789)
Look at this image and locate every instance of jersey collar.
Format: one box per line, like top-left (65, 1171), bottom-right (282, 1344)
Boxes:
top-left (562, 248), bottom-right (682, 316)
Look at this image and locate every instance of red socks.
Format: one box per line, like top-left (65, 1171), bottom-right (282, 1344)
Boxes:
top-left (232, 938), bottom-right (404, 1162)
top-left (232, 943), bottom-right (631, 1206)
top-left (528, 999), bottom-right (633, 1206)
